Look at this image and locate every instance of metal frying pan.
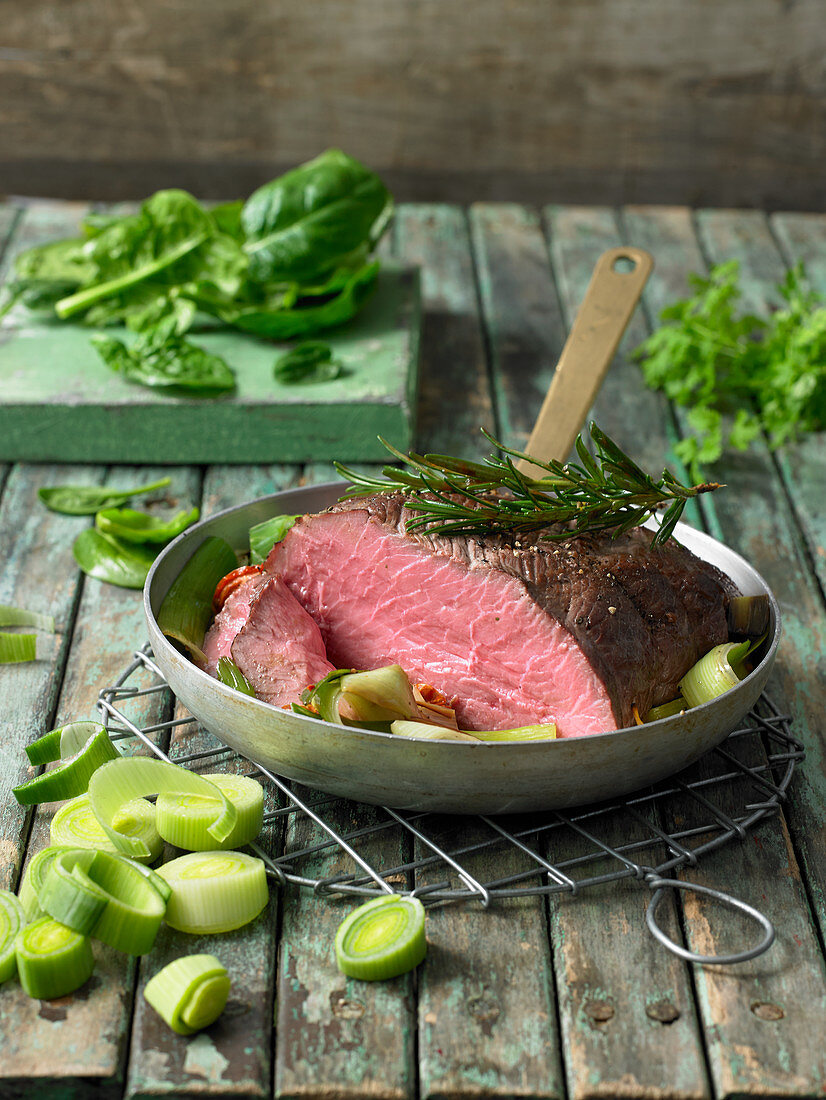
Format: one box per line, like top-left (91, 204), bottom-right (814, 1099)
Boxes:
top-left (142, 246), bottom-right (780, 813)
top-left (143, 481), bottom-right (780, 814)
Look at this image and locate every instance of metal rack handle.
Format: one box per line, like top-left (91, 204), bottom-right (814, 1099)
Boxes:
top-left (645, 875), bottom-right (776, 965)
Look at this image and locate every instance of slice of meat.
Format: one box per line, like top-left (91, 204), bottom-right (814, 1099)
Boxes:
top-left (202, 573), bottom-right (267, 676)
top-left (230, 575), bottom-right (334, 708)
top-left (264, 492), bottom-right (736, 737)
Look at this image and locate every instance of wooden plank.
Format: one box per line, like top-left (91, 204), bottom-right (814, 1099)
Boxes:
top-left (394, 204), bottom-right (494, 457)
top-left (0, 261), bottom-right (421, 465)
top-left (468, 203), bottom-right (565, 452)
top-left (624, 204), bottom-right (826, 1097)
top-left (2, 3), bottom-right (826, 211)
top-left (695, 201), bottom-right (826, 958)
top-left (414, 817), bottom-right (564, 1100)
top-left (0, 462), bottom-right (104, 894)
top-left (768, 211), bottom-right (826, 600)
top-left (0, 465), bottom-right (189, 1100)
top-left (531, 206), bottom-right (710, 1100)
top-left (126, 648), bottom-right (277, 1097)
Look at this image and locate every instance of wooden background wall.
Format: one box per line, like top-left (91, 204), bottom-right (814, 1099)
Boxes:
top-left (1, 0), bottom-right (824, 210)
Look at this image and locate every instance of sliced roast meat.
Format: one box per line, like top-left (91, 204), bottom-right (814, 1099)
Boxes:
top-left (230, 575), bottom-right (334, 708)
top-left (202, 572), bottom-right (268, 676)
top-left (264, 492), bottom-right (737, 736)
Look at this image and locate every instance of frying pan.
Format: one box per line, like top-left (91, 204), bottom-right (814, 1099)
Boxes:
top-left (142, 247), bottom-right (781, 813)
top-left (143, 481), bottom-right (780, 814)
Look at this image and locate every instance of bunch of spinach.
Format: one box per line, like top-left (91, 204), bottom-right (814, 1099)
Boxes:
top-left (1, 150), bottom-right (392, 395)
top-left (634, 260), bottom-right (826, 478)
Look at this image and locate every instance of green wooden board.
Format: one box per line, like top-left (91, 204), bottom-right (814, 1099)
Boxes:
top-left (0, 264), bottom-right (420, 465)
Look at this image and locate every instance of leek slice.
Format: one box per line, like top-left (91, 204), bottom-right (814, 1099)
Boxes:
top-left (0, 604), bottom-right (55, 632)
top-left (156, 536), bottom-right (239, 666)
top-left (18, 847), bottom-right (74, 921)
top-left (13, 722), bottom-right (120, 805)
top-left (390, 720), bottom-right (557, 742)
top-left (38, 848), bottom-right (167, 954)
top-left (157, 851), bottom-right (269, 934)
top-left (679, 640), bottom-right (751, 709)
top-left (155, 773), bottom-right (264, 851)
top-left (0, 632), bottom-right (37, 664)
top-left (50, 792), bottom-right (163, 864)
top-left (0, 889), bottom-right (27, 983)
top-left (471, 724), bottom-right (557, 742)
top-left (644, 698), bottom-right (687, 722)
top-left (390, 721), bottom-right (480, 742)
top-left (335, 894), bottom-right (427, 981)
top-left (144, 954), bottom-right (231, 1035)
top-left (15, 916), bottom-right (94, 999)
top-left (88, 757), bottom-right (238, 860)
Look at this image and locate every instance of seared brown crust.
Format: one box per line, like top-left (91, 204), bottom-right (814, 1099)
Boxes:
top-left (329, 492), bottom-right (738, 726)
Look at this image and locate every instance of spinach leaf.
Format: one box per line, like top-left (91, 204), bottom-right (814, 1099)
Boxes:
top-left (39, 478), bottom-right (171, 516)
top-left (95, 505), bottom-right (199, 544)
top-left (220, 261), bottom-right (379, 339)
top-left (1, 238), bottom-right (94, 319)
top-left (56, 190), bottom-right (216, 320)
top-left (249, 514), bottom-right (299, 563)
top-left (72, 528), bottom-right (158, 589)
top-left (241, 149), bottom-right (392, 283)
top-left (273, 342), bottom-right (343, 384)
top-left (91, 331), bottom-right (235, 394)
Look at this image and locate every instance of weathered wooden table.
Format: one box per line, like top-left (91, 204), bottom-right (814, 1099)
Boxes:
top-left (2, 200), bottom-right (826, 1099)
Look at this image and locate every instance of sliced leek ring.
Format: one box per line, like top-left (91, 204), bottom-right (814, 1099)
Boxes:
top-left (0, 889), bottom-right (27, 984)
top-left (38, 848), bottom-right (168, 955)
top-left (18, 846), bottom-right (74, 921)
top-left (335, 894), bottom-right (427, 981)
top-left (13, 722), bottom-right (120, 805)
top-left (157, 851), bottom-right (269, 934)
top-left (88, 756), bottom-right (237, 861)
top-left (679, 640), bottom-right (752, 709)
top-left (50, 792), bottom-right (163, 864)
top-left (144, 954), bottom-right (231, 1035)
top-left (155, 773), bottom-right (264, 851)
top-left (15, 916), bottom-right (94, 1000)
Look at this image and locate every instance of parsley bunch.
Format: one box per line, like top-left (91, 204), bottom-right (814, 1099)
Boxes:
top-left (634, 260), bottom-right (826, 478)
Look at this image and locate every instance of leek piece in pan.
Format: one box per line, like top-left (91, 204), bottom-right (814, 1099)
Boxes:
top-left (13, 722), bottom-right (120, 805)
top-left (51, 792), bottom-right (163, 864)
top-left (156, 536), bottom-right (239, 666)
top-left (0, 889), bottom-right (27, 984)
top-left (37, 848), bottom-right (167, 955)
top-left (88, 757), bottom-right (238, 860)
top-left (157, 851), bottom-right (269, 934)
top-left (155, 773), bottom-right (264, 851)
top-left (335, 894), bottom-right (427, 981)
top-left (679, 639), bottom-right (752, 709)
top-left (390, 720), bottom-right (557, 742)
top-left (144, 954), bottom-right (231, 1035)
top-left (15, 916), bottom-right (94, 999)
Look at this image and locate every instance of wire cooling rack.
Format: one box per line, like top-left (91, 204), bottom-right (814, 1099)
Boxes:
top-left (98, 645), bottom-right (804, 964)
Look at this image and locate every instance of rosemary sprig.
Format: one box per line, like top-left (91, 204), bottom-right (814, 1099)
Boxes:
top-left (335, 423), bottom-right (722, 546)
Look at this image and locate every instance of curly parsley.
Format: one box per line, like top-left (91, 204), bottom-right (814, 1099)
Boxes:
top-left (634, 261), bottom-right (826, 479)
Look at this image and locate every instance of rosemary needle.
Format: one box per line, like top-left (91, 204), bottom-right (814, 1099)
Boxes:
top-left (335, 422), bottom-right (721, 547)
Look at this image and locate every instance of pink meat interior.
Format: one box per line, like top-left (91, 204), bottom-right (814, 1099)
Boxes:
top-left (267, 510), bottom-right (617, 737)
